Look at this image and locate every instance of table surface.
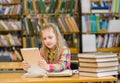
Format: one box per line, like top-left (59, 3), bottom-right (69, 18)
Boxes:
top-left (0, 73), bottom-right (118, 83)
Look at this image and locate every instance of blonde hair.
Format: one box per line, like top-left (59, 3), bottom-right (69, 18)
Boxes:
top-left (39, 23), bottom-right (66, 63)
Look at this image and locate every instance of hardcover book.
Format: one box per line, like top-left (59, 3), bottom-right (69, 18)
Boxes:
top-left (79, 70), bottom-right (118, 77)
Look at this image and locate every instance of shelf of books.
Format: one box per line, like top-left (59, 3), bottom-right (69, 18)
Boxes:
top-left (22, 0), bottom-right (81, 64)
top-left (80, 0), bottom-right (120, 78)
top-left (22, 0), bottom-right (80, 55)
top-left (0, 0), bottom-right (23, 72)
top-left (81, 0), bottom-right (120, 53)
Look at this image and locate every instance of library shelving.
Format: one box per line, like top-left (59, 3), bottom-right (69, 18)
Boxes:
top-left (22, 0), bottom-right (81, 65)
top-left (81, 0), bottom-right (120, 53)
top-left (80, 0), bottom-right (120, 77)
top-left (0, 0), bottom-right (23, 71)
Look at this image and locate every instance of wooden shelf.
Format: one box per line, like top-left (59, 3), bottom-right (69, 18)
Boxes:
top-left (0, 30), bottom-right (22, 32)
top-left (0, 62), bottom-right (23, 70)
top-left (91, 0), bottom-right (111, 2)
top-left (70, 48), bottom-right (79, 54)
top-left (82, 30), bottom-right (120, 34)
top-left (82, 12), bottom-right (120, 15)
top-left (97, 48), bottom-right (120, 52)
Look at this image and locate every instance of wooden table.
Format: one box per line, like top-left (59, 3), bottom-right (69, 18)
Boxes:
top-left (0, 73), bottom-right (118, 83)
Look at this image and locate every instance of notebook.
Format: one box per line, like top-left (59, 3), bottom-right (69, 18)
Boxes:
top-left (20, 48), bottom-right (47, 75)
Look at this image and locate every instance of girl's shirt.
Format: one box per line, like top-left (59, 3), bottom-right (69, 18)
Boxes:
top-left (40, 46), bottom-right (71, 72)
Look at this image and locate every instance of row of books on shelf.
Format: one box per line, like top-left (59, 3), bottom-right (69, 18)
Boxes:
top-left (0, 48), bottom-right (22, 61)
top-left (23, 16), bottom-right (79, 35)
top-left (96, 34), bottom-right (120, 48)
top-left (22, 36), bottom-right (41, 48)
top-left (0, 33), bottom-right (21, 47)
top-left (22, 34), bottom-right (79, 49)
top-left (0, 0), bottom-right (20, 4)
top-left (82, 34), bottom-right (120, 53)
top-left (0, 19), bottom-right (21, 30)
top-left (82, 14), bottom-right (120, 33)
top-left (78, 53), bottom-right (119, 77)
top-left (0, 4), bottom-right (21, 14)
top-left (23, 0), bottom-right (78, 14)
top-left (81, 0), bottom-right (120, 13)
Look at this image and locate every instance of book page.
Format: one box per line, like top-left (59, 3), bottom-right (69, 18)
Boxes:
top-left (47, 69), bottom-right (73, 77)
top-left (20, 48), bottom-right (47, 75)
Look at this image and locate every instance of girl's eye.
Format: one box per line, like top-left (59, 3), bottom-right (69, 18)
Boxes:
top-left (43, 38), bottom-right (46, 40)
top-left (48, 36), bottom-right (52, 39)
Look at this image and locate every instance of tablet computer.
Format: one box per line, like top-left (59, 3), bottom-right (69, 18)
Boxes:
top-left (20, 48), bottom-right (47, 75)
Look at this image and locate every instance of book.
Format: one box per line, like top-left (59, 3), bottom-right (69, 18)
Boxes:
top-left (47, 69), bottom-right (73, 77)
top-left (79, 66), bottom-right (118, 73)
top-left (78, 57), bottom-right (118, 62)
top-left (55, 0), bottom-right (62, 13)
top-left (79, 61), bottom-right (118, 68)
top-left (20, 48), bottom-right (47, 75)
top-left (22, 69), bottom-right (73, 78)
top-left (81, 0), bottom-right (91, 13)
top-left (78, 52), bottom-right (117, 58)
top-left (39, 0), bottom-right (46, 13)
top-left (108, 19), bottom-right (120, 32)
top-left (82, 34), bottom-right (96, 52)
top-left (79, 70), bottom-right (118, 77)
top-left (91, 9), bottom-right (109, 13)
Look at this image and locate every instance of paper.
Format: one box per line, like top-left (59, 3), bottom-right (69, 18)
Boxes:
top-left (22, 69), bottom-right (73, 78)
top-left (47, 69), bottom-right (73, 77)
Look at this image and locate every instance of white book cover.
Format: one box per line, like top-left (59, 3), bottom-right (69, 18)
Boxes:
top-left (79, 70), bottom-right (118, 77)
top-left (79, 66), bottom-right (118, 72)
top-left (81, 0), bottom-right (91, 13)
top-left (79, 57), bottom-right (118, 62)
top-left (91, 9), bottom-right (109, 13)
top-left (108, 19), bottom-right (120, 32)
top-left (82, 34), bottom-right (96, 52)
top-left (4, 7), bottom-right (10, 14)
top-left (78, 52), bottom-right (117, 58)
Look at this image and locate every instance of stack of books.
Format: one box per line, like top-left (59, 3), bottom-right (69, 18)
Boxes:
top-left (78, 52), bottom-right (119, 77)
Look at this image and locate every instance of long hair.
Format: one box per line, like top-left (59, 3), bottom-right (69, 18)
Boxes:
top-left (39, 23), bottom-right (66, 63)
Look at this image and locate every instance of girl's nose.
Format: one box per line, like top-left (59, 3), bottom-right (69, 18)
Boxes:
top-left (46, 38), bottom-right (50, 42)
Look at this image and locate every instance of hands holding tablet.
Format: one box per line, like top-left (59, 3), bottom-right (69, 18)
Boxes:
top-left (23, 58), bottom-right (49, 71)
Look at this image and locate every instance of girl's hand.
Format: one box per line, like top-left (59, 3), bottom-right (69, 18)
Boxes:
top-left (22, 61), bottom-right (31, 71)
top-left (38, 60), bottom-right (49, 71)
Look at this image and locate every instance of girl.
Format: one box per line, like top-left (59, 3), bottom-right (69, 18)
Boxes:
top-left (23, 23), bottom-right (71, 72)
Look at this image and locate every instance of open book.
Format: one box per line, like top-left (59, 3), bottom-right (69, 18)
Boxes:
top-left (47, 69), bottom-right (73, 77)
top-left (22, 69), bottom-right (73, 78)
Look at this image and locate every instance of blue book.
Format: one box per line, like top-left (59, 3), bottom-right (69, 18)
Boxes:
top-left (92, 1), bottom-right (110, 9)
top-left (92, 6), bottom-right (109, 9)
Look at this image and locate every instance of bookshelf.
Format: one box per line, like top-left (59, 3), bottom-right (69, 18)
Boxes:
top-left (80, 0), bottom-right (120, 77)
top-left (81, 0), bottom-right (120, 53)
top-left (0, 0), bottom-right (23, 71)
top-left (22, 0), bottom-right (81, 65)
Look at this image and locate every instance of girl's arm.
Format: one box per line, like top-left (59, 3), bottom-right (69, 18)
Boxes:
top-left (48, 47), bottom-right (71, 72)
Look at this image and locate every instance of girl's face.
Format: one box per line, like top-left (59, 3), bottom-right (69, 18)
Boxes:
top-left (42, 27), bottom-right (57, 50)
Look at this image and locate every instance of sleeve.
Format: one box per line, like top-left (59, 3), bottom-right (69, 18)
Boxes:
top-left (48, 47), bottom-right (71, 72)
